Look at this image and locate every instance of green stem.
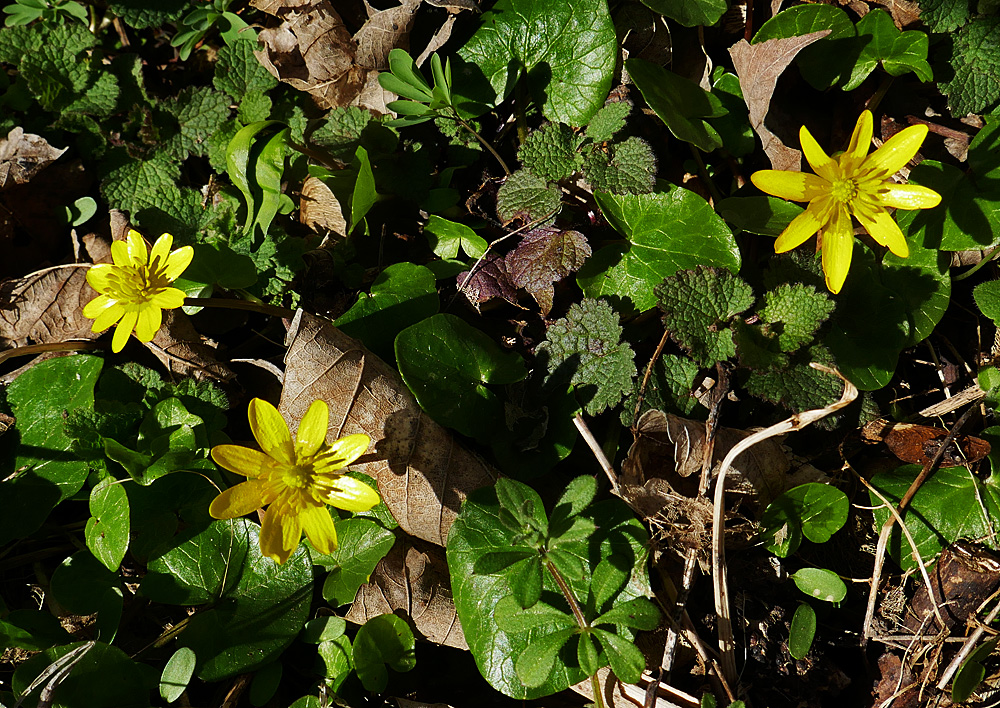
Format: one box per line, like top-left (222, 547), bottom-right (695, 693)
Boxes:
top-left (690, 145), bottom-right (723, 204)
top-left (452, 112), bottom-right (512, 175)
top-left (952, 247), bottom-right (1000, 281)
top-left (183, 297), bottom-right (296, 319)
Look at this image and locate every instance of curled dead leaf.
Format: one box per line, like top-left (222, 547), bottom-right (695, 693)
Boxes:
top-left (300, 175), bottom-right (347, 238)
top-left (279, 311), bottom-right (498, 546)
top-left (345, 537), bottom-right (467, 649)
top-left (0, 265), bottom-right (99, 349)
top-left (0, 127), bottom-right (67, 190)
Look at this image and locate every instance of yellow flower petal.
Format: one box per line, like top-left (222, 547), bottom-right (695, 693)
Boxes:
top-left (259, 502), bottom-right (298, 565)
top-left (845, 110), bottom-right (873, 162)
top-left (90, 301), bottom-right (125, 333)
top-left (858, 208), bottom-right (908, 257)
top-left (163, 245), bottom-right (194, 280)
top-left (134, 305), bottom-right (162, 342)
top-left (248, 398), bottom-right (296, 465)
top-left (212, 444), bottom-right (275, 477)
top-left (86, 264), bottom-right (115, 292)
top-left (750, 170), bottom-right (829, 202)
top-left (877, 183), bottom-right (942, 210)
top-left (300, 505), bottom-right (338, 555)
top-left (800, 125), bottom-right (837, 182)
top-left (862, 124), bottom-right (928, 179)
top-left (209, 478), bottom-right (275, 519)
top-left (112, 310), bottom-right (138, 352)
top-left (821, 206), bottom-right (854, 294)
top-left (150, 287), bottom-right (186, 309)
top-left (296, 400), bottom-right (329, 458)
top-left (110, 240), bottom-right (131, 268)
top-left (315, 434), bottom-right (371, 473)
top-left (126, 229), bottom-right (148, 266)
top-left (774, 205), bottom-right (826, 253)
top-left (317, 474), bottom-right (379, 512)
top-left (83, 293), bottom-right (114, 319)
top-left (149, 233), bottom-right (174, 269)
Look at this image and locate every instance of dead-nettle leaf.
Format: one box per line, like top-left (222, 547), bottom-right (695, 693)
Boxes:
top-left (505, 227), bottom-right (591, 315)
top-left (622, 409), bottom-right (790, 506)
top-left (354, 0), bottom-right (422, 70)
top-left (0, 265), bottom-right (98, 349)
top-left (300, 175), bottom-right (347, 238)
top-left (252, 0), bottom-right (367, 109)
top-left (729, 32), bottom-right (831, 172)
top-left (0, 127), bottom-right (67, 190)
top-left (345, 537), bottom-right (467, 649)
top-left (280, 311), bottom-right (498, 546)
top-left (458, 253), bottom-right (519, 312)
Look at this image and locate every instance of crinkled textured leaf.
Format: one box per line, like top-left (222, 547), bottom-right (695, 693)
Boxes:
top-left (918, 0), bottom-right (971, 32)
top-left (517, 123), bottom-right (582, 182)
top-left (309, 106), bottom-right (376, 161)
top-left (107, 0), bottom-right (187, 28)
top-left (161, 86), bottom-right (232, 160)
top-left (0, 24), bottom-right (45, 64)
top-left (655, 267), bottom-right (755, 367)
top-left (626, 58), bottom-right (725, 152)
top-left (496, 169), bottom-right (562, 224)
top-left (745, 347), bottom-right (845, 416)
top-left (842, 9), bottom-right (932, 91)
top-left (583, 137), bottom-right (657, 195)
top-left (20, 28), bottom-right (118, 116)
top-left (539, 298), bottom-right (637, 415)
top-left (505, 226), bottom-right (592, 315)
top-left (101, 150), bottom-right (181, 217)
top-left (585, 101), bottom-right (631, 143)
top-left (459, 253), bottom-right (519, 310)
top-left (458, 0), bottom-right (617, 126)
top-left (238, 91), bottom-right (273, 124)
top-left (941, 18), bottom-right (1000, 115)
top-left (621, 354), bottom-right (701, 426)
top-left (579, 187), bottom-right (741, 312)
top-left (214, 38), bottom-right (279, 100)
top-left (760, 283), bottom-right (835, 353)
top-left (753, 4), bottom-right (858, 90)
top-left (640, 0), bottom-right (728, 27)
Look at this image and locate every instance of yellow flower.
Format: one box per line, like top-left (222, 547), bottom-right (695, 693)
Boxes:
top-left (750, 110), bottom-right (941, 294)
top-left (83, 230), bottom-right (194, 353)
top-left (209, 398), bottom-right (379, 564)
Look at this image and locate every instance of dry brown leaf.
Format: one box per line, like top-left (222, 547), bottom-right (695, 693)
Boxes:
top-left (354, 0), bottom-right (422, 70)
top-left (0, 127), bottom-right (67, 190)
top-left (345, 537), bottom-right (467, 649)
top-left (147, 309), bottom-right (235, 382)
top-left (300, 175), bottom-right (347, 237)
top-left (279, 311), bottom-right (498, 546)
top-left (0, 265), bottom-right (98, 349)
top-left (622, 409), bottom-right (790, 508)
top-left (729, 32), bottom-right (830, 171)
top-left (252, 0), bottom-right (367, 109)
top-left (871, 0), bottom-right (922, 28)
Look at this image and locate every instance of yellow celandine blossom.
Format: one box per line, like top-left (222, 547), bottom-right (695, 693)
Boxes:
top-left (209, 398), bottom-right (379, 564)
top-left (83, 230), bottom-right (194, 353)
top-left (750, 110), bottom-right (942, 294)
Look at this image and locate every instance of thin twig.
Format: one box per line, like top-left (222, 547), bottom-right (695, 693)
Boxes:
top-left (573, 413), bottom-right (620, 495)
top-left (633, 328), bottom-right (672, 430)
top-left (184, 296), bottom-right (295, 319)
top-left (0, 340), bottom-right (103, 367)
top-left (937, 592), bottom-right (1000, 690)
top-left (711, 364), bottom-right (857, 686)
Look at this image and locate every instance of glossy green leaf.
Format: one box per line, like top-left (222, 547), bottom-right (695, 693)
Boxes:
top-left (493, 594), bottom-right (576, 633)
top-left (0, 609), bottom-right (72, 651)
top-left (592, 597), bottom-right (660, 630)
top-left (425, 214), bottom-right (488, 260)
top-left (591, 627), bottom-right (645, 683)
top-left (790, 568), bottom-right (847, 603)
top-left (140, 518), bottom-right (313, 680)
top-left (881, 235), bottom-right (950, 348)
top-left (952, 637), bottom-right (997, 703)
top-left (841, 9), bottom-right (932, 90)
top-left (788, 603), bottom-right (816, 660)
top-left (761, 483), bottom-right (850, 558)
top-left (515, 627), bottom-right (578, 687)
top-left (334, 262), bottom-right (439, 362)
top-left (458, 0), bottom-right (616, 126)
top-left (395, 313), bottom-right (527, 442)
top-left (870, 465), bottom-right (1000, 571)
top-left (0, 355), bottom-right (101, 545)
top-left (300, 617), bottom-right (347, 643)
top-left (50, 550), bottom-right (123, 642)
top-left (160, 647), bottom-right (196, 703)
top-left (226, 120), bottom-right (284, 236)
top-left (86, 479), bottom-right (130, 572)
top-left (353, 614), bottom-right (416, 693)
top-left (249, 662), bottom-right (282, 706)
top-left (579, 187), bottom-right (740, 312)
top-left (753, 4), bottom-right (859, 90)
top-left (639, 0), bottom-right (728, 27)
top-left (975, 280), bottom-right (1000, 322)
top-left (717, 196), bottom-right (803, 237)
top-left (626, 58), bottom-right (725, 152)
top-left (317, 518), bottom-right (396, 606)
top-left (317, 635), bottom-right (352, 689)
top-left (180, 239), bottom-right (258, 290)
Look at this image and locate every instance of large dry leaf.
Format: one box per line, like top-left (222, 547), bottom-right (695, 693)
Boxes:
top-left (147, 309), bottom-right (235, 382)
top-left (279, 311), bottom-right (498, 546)
top-left (300, 175), bottom-right (347, 238)
top-left (252, 0), bottom-right (367, 109)
top-left (0, 265), bottom-right (98, 349)
top-left (354, 0), bottom-right (423, 70)
top-left (345, 537), bottom-right (467, 649)
top-left (729, 32), bottom-right (830, 171)
top-left (0, 127), bottom-right (67, 190)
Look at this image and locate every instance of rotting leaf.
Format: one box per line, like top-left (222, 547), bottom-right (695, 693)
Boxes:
top-left (505, 226), bottom-right (592, 315)
top-left (279, 311), bottom-right (499, 546)
top-left (0, 127), bottom-right (67, 189)
top-left (729, 32), bottom-right (831, 171)
top-left (252, 0), bottom-right (366, 110)
top-left (353, 0), bottom-right (422, 71)
top-left (0, 265), bottom-right (98, 350)
top-left (345, 537), bottom-right (468, 649)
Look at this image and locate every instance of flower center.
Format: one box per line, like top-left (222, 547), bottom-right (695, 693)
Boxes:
top-left (108, 260), bottom-right (171, 304)
top-left (282, 463), bottom-right (314, 490)
top-left (830, 178), bottom-right (858, 204)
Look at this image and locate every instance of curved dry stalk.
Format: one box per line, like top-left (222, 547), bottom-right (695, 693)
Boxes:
top-left (573, 413), bottom-right (620, 495)
top-left (710, 364), bottom-right (858, 686)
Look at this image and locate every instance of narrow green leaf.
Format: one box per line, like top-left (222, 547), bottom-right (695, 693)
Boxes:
top-left (788, 603), bottom-right (816, 660)
top-left (387, 48), bottom-right (433, 95)
top-left (514, 627), bottom-right (578, 687)
top-left (160, 647), bottom-right (196, 703)
top-left (577, 632), bottom-right (601, 676)
top-left (593, 597), bottom-right (661, 630)
top-left (589, 557), bottom-right (629, 610)
top-left (474, 551), bottom-right (536, 575)
top-left (512, 554), bottom-right (543, 608)
top-left (591, 628), bottom-right (645, 683)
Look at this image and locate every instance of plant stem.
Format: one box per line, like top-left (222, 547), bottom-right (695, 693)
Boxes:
top-left (452, 113), bottom-right (512, 175)
top-left (690, 145), bottom-right (723, 204)
top-left (183, 297), bottom-right (296, 319)
top-left (952, 246), bottom-right (1000, 281)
